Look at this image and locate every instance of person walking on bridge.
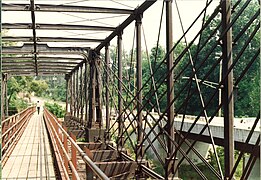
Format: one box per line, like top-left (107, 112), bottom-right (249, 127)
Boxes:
top-left (36, 101), bottom-right (40, 114)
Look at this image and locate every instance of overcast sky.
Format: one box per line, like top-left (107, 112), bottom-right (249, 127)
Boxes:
top-left (3, 0), bottom-right (220, 51)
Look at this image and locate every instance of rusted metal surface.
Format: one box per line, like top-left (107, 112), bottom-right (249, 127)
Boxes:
top-left (43, 108), bottom-right (109, 180)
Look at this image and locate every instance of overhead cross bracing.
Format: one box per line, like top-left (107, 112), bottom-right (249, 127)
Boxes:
top-left (1, 0), bottom-right (260, 179)
top-left (2, 0), bottom-right (148, 76)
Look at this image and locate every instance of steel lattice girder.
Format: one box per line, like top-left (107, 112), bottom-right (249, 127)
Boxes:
top-left (2, 3), bottom-right (134, 14)
top-left (2, 43), bottom-right (89, 55)
top-left (2, 36), bottom-right (104, 43)
top-left (2, 56), bottom-right (84, 63)
top-left (2, 23), bottom-right (116, 31)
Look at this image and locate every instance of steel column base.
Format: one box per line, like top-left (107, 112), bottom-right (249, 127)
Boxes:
top-left (85, 128), bottom-right (105, 142)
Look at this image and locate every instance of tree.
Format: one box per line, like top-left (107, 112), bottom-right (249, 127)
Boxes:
top-left (30, 80), bottom-right (48, 97)
top-left (174, 0), bottom-right (259, 117)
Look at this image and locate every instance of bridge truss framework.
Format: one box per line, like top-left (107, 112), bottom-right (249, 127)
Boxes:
top-left (1, 0), bottom-right (260, 179)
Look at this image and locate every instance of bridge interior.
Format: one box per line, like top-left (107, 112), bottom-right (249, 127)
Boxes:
top-left (1, 0), bottom-right (260, 179)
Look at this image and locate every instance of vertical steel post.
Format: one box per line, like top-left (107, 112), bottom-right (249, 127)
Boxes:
top-left (80, 65), bottom-right (83, 123)
top-left (70, 75), bottom-right (73, 117)
top-left (221, 0), bottom-right (234, 178)
top-left (136, 14), bottom-right (143, 161)
top-left (165, 0), bottom-right (176, 178)
top-left (88, 50), bottom-right (96, 128)
top-left (4, 74), bottom-right (8, 117)
top-left (95, 54), bottom-right (103, 126)
top-left (73, 71), bottom-right (76, 117)
top-left (105, 43), bottom-right (110, 141)
top-left (85, 60), bottom-right (88, 126)
top-left (117, 32), bottom-right (123, 148)
top-left (76, 69), bottom-right (79, 119)
top-left (65, 74), bottom-right (69, 114)
top-left (1, 73), bottom-right (6, 120)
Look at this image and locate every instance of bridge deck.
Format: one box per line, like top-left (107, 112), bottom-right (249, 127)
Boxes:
top-left (2, 111), bottom-right (56, 180)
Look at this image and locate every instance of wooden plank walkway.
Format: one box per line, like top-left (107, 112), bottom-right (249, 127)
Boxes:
top-left (2, 111), bottom-right (56, 180)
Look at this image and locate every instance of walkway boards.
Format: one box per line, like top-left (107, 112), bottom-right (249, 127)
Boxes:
top-left (2, 112), bottom-right (56, 180)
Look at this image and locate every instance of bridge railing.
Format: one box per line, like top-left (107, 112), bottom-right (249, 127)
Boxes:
top-left (1, 106), bottom-right (36, 166)
top-left (43, 108), bottom-right (109, 180)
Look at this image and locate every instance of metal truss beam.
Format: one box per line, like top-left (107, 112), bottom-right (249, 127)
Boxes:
top-left (3, 60), bottom-right (80, 65)
top-left (2, 43), bottom-right (89, 55)
top-left (3, 3), bottom-right (133, 14)
top-left (5, 71), bottom-right (68, 76)
top-left (2, 56), bottom-right (84, 62)
top-left (2, 36), bottom-right (104, 43)
top-left (3, 62), bottom-right (76, 68)
top-left (38, 65), bottom-right (75, 69)
top-left (69, 61), bottom-right (85, 75)
top-left (2, 62), bottom-right (35, 66)
top-left (95, 0), bottom-right (156, 51)
top-left (181, 132), bottom-right (260, 155)
top-left (3, 23), bottom-right (115, 31)
top-left (2, 64), bottom-right (35, 69)
top-left (3, 69), bottom-right (70, 73)
top-left (30, 0), bottom-right (38, 75)
top-left (3, 65), bottom-right (74, 70)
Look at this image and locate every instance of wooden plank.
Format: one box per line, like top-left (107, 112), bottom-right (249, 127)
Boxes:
top-left (2, 112), bottom-right (56, 179)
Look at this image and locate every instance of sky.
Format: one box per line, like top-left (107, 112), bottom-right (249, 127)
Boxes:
top-left (3, 0), bottom-right (220, 52)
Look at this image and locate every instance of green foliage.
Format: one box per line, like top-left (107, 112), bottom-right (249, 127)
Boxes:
top-left (77, 138), bottom-right (86, 142)
top-left (142, 45), bottom-right (167, 112)
top-left (179, 162), bottom-right (219, 180)
top-left (44, 102), bottom-right (65, 118)
top-left (180, 147), bottom-right (243, 179)
top-left (7, 77), bottom-right (31, 115)
top-left (38, 76), bottom-right (67, 102)
top-left (30, 80), bottom-right (48, 97)
top-left (8, 96), bottom-right (28, 115)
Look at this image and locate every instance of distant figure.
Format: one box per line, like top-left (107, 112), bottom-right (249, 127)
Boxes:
top-left (36, 101), bottom-right (40, 114)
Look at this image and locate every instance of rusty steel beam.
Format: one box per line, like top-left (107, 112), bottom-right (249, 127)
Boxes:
top-left (2, 61), bottom-right (80, 66)
top-left (38, 61), bottom-right (79, 65)
top-left (29, 0), bottom-right (38, 75)
top-left (2, 66), bottom-right (73, 72)
top-left (2, 36), bottom-right (104, 43)
top-left (221, 0), bottom-right (234, 178)
top-left (117, 32), bottom-right (123, 148)
top-left (3, 23), bottom-right (116, 31)
top-left (38, 69), bottom-right (71, 73)
top-left (105, 44), bottom-right (110, 141)
top-left (38, 65), bottom-right (75, 69)
top-left (2, 62), bottom-right (35, 66)
top-left (2, 66), bottom-right (35, 70)
top-left (88, 51), bottom-right (96, 128)
top-left (6, 71), bottom-right (66, 76)
top-left (84, 61), bottom-right (88, 125)
top-left (2, 43), bottom-right (89, 55)
top-left (70, 75), bottom-right (73, 117)
top-left (79, 65), bottom-right (83, 123)
top-left (136, 14), bottom-right (143, 162)
top-left (3, 3), bottom-right (133, 14)
top-left (4, 68), bottom-right (71, 73)
top-left (2, 56), bottom-right (84, 62)
top-left (165, 0), bottom-right (176, 179)
top-left (95, 0), bottom-right (156, 51)
top-left (75, 67), bottom-right (80, 118)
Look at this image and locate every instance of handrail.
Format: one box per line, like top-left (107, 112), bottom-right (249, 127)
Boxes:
top-left (43, 108), bottom-right (109, 180)
top-left (1, 106), bottom-right (36, 167)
